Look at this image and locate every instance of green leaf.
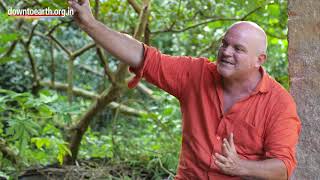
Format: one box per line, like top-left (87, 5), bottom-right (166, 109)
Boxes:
top-left (39, 92), bottom-right (58, 103)
top-left (0, 33), bottom-right (18, 43)
top-left (0, 57), bottom-right (22, 64)
top-left (38, 105), bottom-right (53, 116)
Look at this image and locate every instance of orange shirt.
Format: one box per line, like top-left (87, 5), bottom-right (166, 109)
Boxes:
top-left (128, 45), bottom-right (301, 180)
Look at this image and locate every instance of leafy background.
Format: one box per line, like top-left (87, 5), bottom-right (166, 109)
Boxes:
top-left (0, 0), bottom-right (288, 179)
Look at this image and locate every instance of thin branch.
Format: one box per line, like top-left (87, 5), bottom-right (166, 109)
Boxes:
top-left (50, 40), bottom-right (55, 86)
top-left (127, 0), bottom-right (151, 45)
top-left (144, 24), bottom-right (150, 45)
top-left (21, 23), bottom-right (41, 94)
top-left (40, 80), bottom-right (98, 99)
top-left (46, 20), bottom-right (72, 36)
top-left (0, 0), bottom-right (7, 11)
top-left (158, 158), bottom-right (175, 177)
top-left (72, 42), bottom-right (96, 58)
top-left (78, 64), bottom-right (157, 100)
top-left (127, 0), bottom-right (141, 14)
top-left (151, 2), bottom-right (275, 34)
top-left (26, 22), bottom-right (39, 45)
top-left (94, 0), bottom-right (100, 20)
top-left (25, 46), bottom-right (41, 94)
top-left (67, 57), bottom-right (74, 104)
top-left (241, 2), bottom-right (275, 20)
top-left (78, 64), bottom-right (104, 76)
top-left (133, 1), bottom-right (151, 41)
top-left (96, 47), bottom-right (115, 84)
top-left (32, 30), bottom-right (50, 40)
top-left (40, 80), bottom-right (146, 116)
top-left (49, 34), bottom-right (72, 57)
top-left (152, 17), bottom-right (240, 34)
top-left (116, 0), bottom-right (151, 80)
top-left (2, 40), bottom-right (18, 58)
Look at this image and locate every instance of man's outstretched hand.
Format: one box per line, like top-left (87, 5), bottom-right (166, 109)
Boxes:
top-left (68, 0), bottom-right (95, 29)
top-left (214, 133), bottom-right (247, 176)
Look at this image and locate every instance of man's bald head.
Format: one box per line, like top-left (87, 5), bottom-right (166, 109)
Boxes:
top-left (226, 21), bottom-right (268, 55)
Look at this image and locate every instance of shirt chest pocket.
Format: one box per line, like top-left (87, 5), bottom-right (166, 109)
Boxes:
top-left (233, 121), bottom-right (264, 155)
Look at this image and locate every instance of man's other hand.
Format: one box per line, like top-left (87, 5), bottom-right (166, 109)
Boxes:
top-left (214, 133), bottom-right (247, 176)
top-left (68, 0), bottom-right (95, 29)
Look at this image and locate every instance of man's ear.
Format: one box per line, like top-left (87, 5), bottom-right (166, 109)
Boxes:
top-left (256, 53), bottom-right (267, 67)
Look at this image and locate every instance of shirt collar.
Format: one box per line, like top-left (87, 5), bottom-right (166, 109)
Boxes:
top-left (212, 64), bottom-right (269, 94)
top-left (253, 66), bottom-right (269, 94)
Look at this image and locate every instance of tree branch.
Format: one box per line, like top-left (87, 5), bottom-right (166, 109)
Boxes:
top-left (151, 2), bottom-right (275, 34)
top-left (127, 0), bottom-right (151, 45)
top-left (25, 46), bottom-right (41, 94)
top-left (50, 40), bottom-right (55, 86)
top-left (152, 17), bottom-right (240, 34)
top-left (72, 42), bottom-right (96, 58)
top-left (127, 0), bottom-right (141, 14)
top-left (0, 0), bottom-right (7, 11)
top-left (40, 80), bottom-right (146, 116)
top-left (21, 23), bottom-right (41, 95)
top-left (40, 80), bottom-right (98, 99)
top-left (49, 34), bottom-right (72, 57)
top-left (94, 0), bottom-right (100, 20)
top-left (26, 22), bottom-right (39, 46)
top-left (241, 2), bottom-right (275, 20)
top-left (65, 85), bottom-right (121, 163)
top-left (46, 20), bottom-right (72, 36)
top-left (133, 0), bottom-right (151, 41)
top-left (65, 0), bottom-right (152, 164)
top-left (96, 47), bottom-right (115, 84)
top-left (116, 0), bottom-right (151, 81)
top-left (67, 57), bottom-right (74, 104)
top-left (78, 64), bottom-right (156, 100)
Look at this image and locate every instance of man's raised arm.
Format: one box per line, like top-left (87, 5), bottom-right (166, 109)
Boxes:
top-left (68, 0), bottom-right (144, 68)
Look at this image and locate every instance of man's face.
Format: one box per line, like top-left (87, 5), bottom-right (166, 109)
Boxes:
top-left (217, 27), bottom-right (261, 79)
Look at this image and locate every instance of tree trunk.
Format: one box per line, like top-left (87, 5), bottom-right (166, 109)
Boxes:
top-left (288, 0), bottom-right (320, 178)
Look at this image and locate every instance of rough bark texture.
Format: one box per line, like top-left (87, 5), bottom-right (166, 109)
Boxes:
top-left (288, 0), bottom-right (320, 178)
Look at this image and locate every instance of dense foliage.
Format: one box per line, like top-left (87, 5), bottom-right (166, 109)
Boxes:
top-left (0, 0), bottom-right (288, 179)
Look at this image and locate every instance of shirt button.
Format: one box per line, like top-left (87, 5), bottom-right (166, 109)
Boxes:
top-left (216, 136), bottom-right (221, 140)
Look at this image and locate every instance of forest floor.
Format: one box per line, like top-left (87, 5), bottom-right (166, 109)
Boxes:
top-left (17, 159), bottom-right (171, 180)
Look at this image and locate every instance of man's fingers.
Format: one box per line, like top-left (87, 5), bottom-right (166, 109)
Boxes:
top-left (68, 1), bottom-right (81, 12)
top-left (229, 133), bottom-right (236, 150)
top-left (79, 0), bottom-right (90, 5)
top-left (215, 153), bottom-right (228, 164)
top-left (215, 159), bottom-right (226, 169)
top-left (223, 138), bottom-right (231, 152)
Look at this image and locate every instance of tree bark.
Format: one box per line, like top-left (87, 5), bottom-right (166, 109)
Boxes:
top-left (288, 0), bottom-right (320, 178)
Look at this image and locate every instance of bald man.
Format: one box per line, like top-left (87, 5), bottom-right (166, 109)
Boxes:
top-left (68, 1), bottom-right (301, 179)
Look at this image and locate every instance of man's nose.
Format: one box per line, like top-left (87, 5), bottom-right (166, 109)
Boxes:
top-left (222, 46), bottom-right (233, 57)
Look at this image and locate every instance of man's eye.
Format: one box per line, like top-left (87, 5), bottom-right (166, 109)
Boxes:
top-left (235, 46), bottom-right (243, 51)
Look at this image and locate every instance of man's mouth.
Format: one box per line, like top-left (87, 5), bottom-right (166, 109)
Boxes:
top-left (220, 58), bottom-right (235, 65)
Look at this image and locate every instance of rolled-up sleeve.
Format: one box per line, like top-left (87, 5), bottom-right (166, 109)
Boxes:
top-left (128, 44), bottom-right (205, 98)
top-left (264, 98), bottom-right (301, 178)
